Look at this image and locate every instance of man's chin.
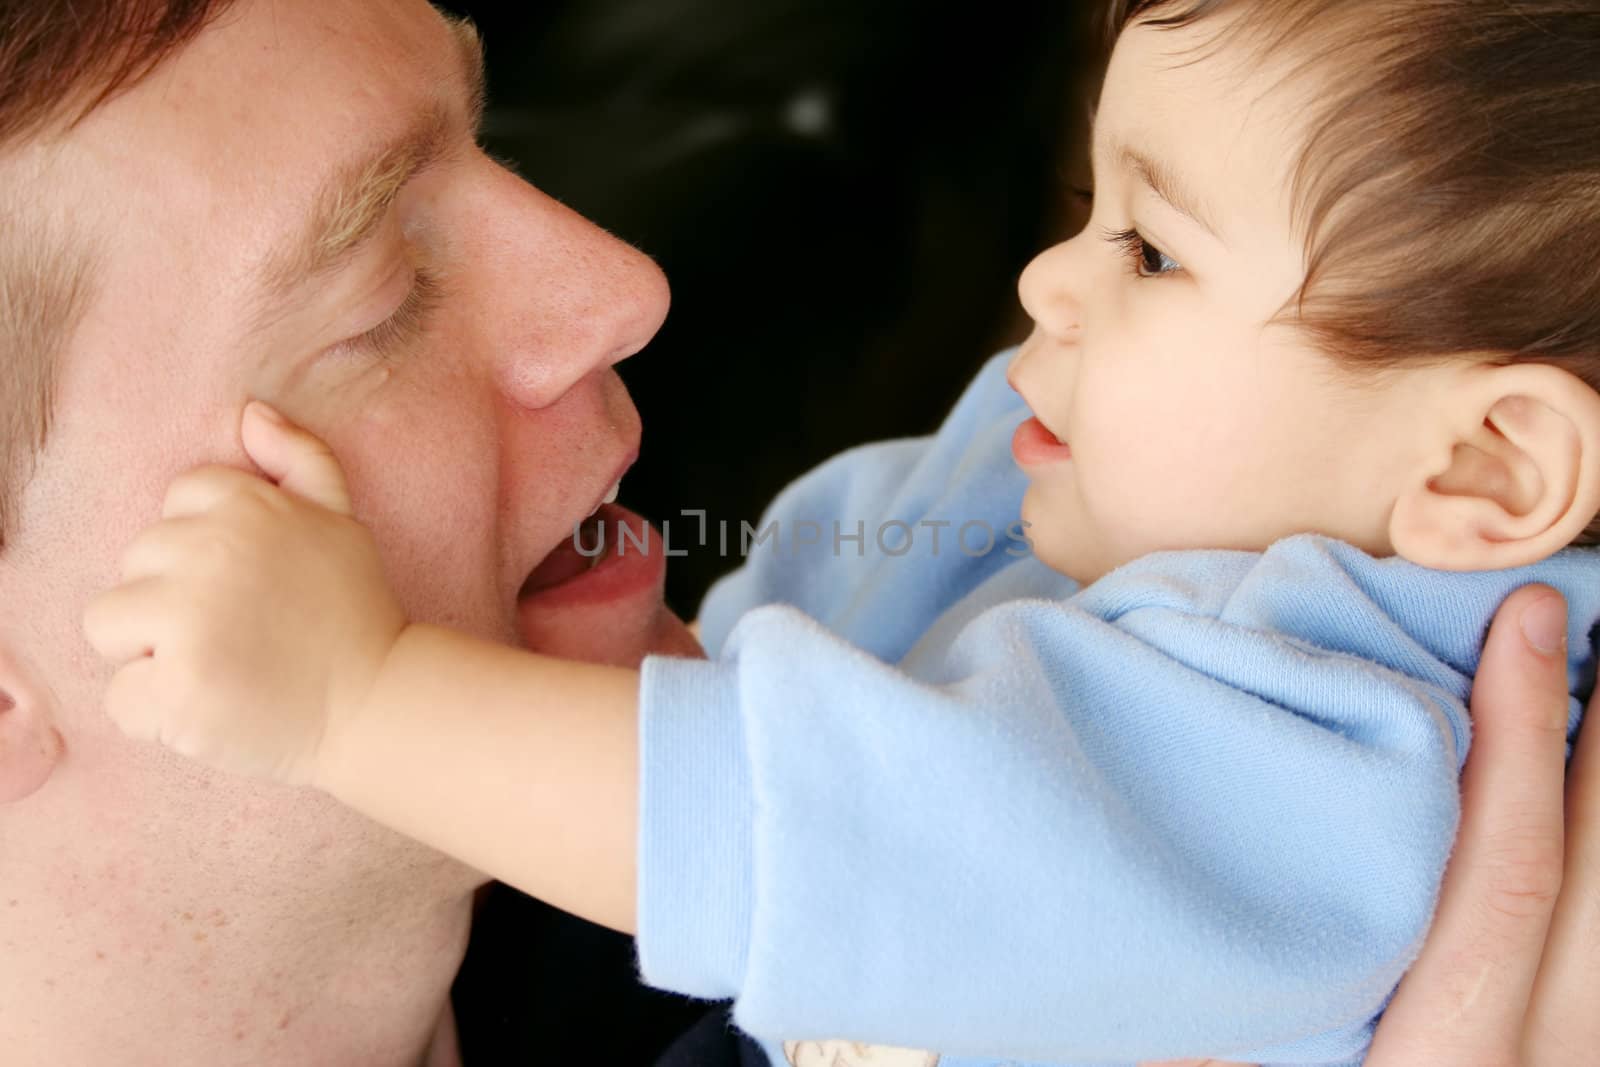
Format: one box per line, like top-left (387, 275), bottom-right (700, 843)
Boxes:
top-left (642, 608), bottom-right (707, 660)
top-left (519, 603), bottom-right (703, 667)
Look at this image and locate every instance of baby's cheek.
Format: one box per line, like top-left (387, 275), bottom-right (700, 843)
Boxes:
top-left (1066, 471), bottom-right (1174, 573)
top-left (1016, 485), bottom-right (1088, 581)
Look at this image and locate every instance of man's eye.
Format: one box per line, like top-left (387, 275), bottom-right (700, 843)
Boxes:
top-left (333, 267), bottom-right (442, 360)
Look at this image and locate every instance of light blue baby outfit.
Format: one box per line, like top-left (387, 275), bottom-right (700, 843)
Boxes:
top-left (634, 349), bottom-right (1600, 1067)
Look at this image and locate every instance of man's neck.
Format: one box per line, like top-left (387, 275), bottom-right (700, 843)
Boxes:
top-left (423, 1003), bottom-right (464, 1067)
top-left (0, 875), bottom-right (476, 1065)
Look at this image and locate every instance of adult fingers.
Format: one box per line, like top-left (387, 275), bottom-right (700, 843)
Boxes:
top-left (1523, 627), bottom-right (1600, 1065)
top-left (240, 401), bottom-right (353, 515)
top-left (1367, 585), bottom-right (1569, 1066)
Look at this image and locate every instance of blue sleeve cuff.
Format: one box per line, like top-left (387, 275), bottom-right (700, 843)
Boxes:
top-left (636, 653), bottom-right (755, 1000)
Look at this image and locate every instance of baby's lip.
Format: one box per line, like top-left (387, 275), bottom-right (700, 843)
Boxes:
top-left (1005, 365), bottom-right (1025, 396)
top-left (1012, 415), bottom-right (1073, 467)
top-left (1005, 371), bottom-right (1072, 456)
top-left (1033, 411), bottom-right (1068, 442)
top-left (1004, 364), bottom-right (1061, 437)
top-left (1013, 390), bottom-right (1068, 444)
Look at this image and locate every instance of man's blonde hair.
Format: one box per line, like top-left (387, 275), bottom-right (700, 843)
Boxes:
top-left (0, 0), bottom-right (235, 549)
top-left (0, 208), bottom-right (93, 543)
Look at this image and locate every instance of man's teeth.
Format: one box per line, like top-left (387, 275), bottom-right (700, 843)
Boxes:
top-left (587, 480), bottom-right (621, 517)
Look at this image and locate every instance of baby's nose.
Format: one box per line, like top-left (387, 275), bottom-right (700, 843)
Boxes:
top-left (1016, 241), bottom-right (1082, 339)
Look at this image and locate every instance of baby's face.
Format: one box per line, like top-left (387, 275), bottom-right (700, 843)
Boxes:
top-left (1008, 14), bottom-right (1443, 585)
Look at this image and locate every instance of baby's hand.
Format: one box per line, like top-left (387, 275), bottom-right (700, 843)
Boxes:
top-left (83, 401), bottom-right (407, 787)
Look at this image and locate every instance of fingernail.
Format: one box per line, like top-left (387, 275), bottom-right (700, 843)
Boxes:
top-left (1520, 593), bottom-right (1567, 655)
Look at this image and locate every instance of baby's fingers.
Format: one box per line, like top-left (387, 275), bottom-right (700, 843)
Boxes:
top-left (100, 655), bottom-right (171, 744)
top-left (162, 464), bottom-right (272, 520)
top-left (83, 577), bottom-right (171, 665)
top-left (117, 515), bottom-right (214, 583)
top-left (241, 401), bottom-right (353, 516)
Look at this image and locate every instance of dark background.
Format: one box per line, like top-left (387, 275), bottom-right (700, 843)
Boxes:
top-left (447, 0), bottom-right (1101, 613)
top-left (437, 1), bottom-right (1104, 1062)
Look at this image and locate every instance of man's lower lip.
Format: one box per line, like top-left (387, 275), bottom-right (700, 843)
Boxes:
top-left (516, 503), bottom-right (666, 612)
top-left (1011, 417), bottom-right (1073, 466)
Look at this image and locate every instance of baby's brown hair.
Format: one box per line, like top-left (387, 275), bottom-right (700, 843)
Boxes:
top-left (1103, 0), bottom-right (1600, 544)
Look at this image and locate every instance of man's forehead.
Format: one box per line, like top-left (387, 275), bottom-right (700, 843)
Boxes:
top-left (248, 14), bottom-right (485, 311)
top-left (80, 0), bottom-right (475, 288)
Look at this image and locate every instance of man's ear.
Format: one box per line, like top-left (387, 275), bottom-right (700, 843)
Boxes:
top-left (1390, 361), bottom-right (1600, 571)
top-left (0, 642), bottom-right (63, 803)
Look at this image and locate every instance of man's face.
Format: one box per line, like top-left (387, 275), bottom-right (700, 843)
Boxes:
top-left (2, 0), bottom-right (691, 939)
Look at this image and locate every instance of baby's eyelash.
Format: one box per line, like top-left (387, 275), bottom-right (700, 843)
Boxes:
top-left (1069, 184), bottom-right (1183, 282)
top-left (340, 266), bottom-right (444, 360)
top-left (1099, 227), bottom-right (1181, 281)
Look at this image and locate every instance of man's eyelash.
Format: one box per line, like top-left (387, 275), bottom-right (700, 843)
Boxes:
top-left (340, 267), bottom-right (443, 360)
top-left (1069, 184), bottom-right (1183, 282)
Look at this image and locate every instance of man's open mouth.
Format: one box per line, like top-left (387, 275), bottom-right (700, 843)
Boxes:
top-left (515, 501), bottom-right (666, 611)
top-left (511, 498), bottom-right (683, 662)
top-left (516, 475), bottom-right (625, 598)
top-left (520, 510), bottom-right (608, 598)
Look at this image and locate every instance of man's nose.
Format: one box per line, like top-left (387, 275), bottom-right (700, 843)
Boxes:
top-left (1016, 239), bottom-right (1082, 339)
top-left (480, 176), bottom-right (671, 410)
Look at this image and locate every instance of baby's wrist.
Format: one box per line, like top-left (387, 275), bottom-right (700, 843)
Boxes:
top-left (313, 617), bottom-right (413, 795)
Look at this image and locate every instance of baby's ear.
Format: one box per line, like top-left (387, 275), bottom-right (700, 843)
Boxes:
top-left (1390, 361), bottom-right (1600, 571)
top-left (0, 641), bottom-right (63, 803)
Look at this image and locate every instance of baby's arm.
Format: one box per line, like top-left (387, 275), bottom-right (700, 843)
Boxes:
top-left (324, 622), bottom-right (643, 932)
top-left (83, 401), bottom-right (647, 932)
top-left (88, 380), bottom-right (1567, 1064)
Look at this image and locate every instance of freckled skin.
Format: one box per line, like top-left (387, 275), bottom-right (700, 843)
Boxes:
top-left (0, 0), bottom-right (689, 1062)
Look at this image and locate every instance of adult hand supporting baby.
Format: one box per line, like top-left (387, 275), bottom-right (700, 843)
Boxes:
top-left (1153, 589), bottom-right (1593, 1067)
top-left (1368, 585), bottom-right (1595, 1066)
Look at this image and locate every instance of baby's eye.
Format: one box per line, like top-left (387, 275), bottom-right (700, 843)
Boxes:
top-left (1070, 185), bottom-right (1184, 282)
top-left (1101, 226), bottom-right (1182, 281)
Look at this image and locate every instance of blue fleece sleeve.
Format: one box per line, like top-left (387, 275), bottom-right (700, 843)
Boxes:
top-left (638, 551), bottom-right (1465, 1065)
top-left (697, 352), bottom-right (1040, 660)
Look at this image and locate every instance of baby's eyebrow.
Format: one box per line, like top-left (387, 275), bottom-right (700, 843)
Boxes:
top-left (1088, 108), bottom-right (1227, 245)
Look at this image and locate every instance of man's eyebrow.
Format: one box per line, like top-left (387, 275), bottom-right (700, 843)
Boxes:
top-left (251, 16), bottom-right (486, 309)
top-left (1087, 107), bottom-right (1226, 244)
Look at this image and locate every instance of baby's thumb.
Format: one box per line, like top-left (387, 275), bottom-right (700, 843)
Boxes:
top-left (240, 401), bottom-right (354, 515)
